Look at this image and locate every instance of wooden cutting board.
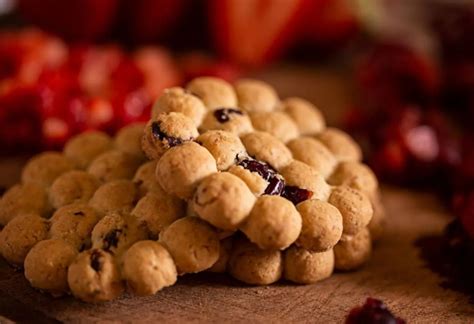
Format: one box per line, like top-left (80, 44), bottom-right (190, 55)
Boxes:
top-left (0, 67), bottom-right (473, 323)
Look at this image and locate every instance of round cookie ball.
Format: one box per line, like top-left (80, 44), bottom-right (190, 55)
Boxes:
top-left (196, 130), bottom-right (246, 171)
top-left (317, 128), bottom-right (362, 162)
top-left (228, 164), bottom-right (268, 197)
top-left (88, 150), bottom-right (141, 183)
top-left (328, 186), bottom-right (373, 235)
top-left (334, 228), bottom-right (372, 271)
top-left (208, 236), bottom-right (233, 273)
top-left (241, 195), bottom-right (302, 250)
top-left (234, 79), bottom-right (278, 113)
top-left (68, 249), bottom-right (124, 302)
top-left (141, 112), bottom-right (198, 160)
top-left (0, 183), bottom-right (50, 226)
top-left (200, 107), bottom-right (253, 135)
top-left (280, 160), bottom-right (331, 201)
top-left (0, 213), bottom-right (49, 265)
top-left (133, 161), bottom-right (166, 197)
top-left (160, 217), bottom-right (220, 274)
top-left (122, 240), bottom-right (177, 296)
top-left (156, 142), bottom-right (217, 199)
top-left (50, 203), bottom-right (101, 250)
top-left (281, 97), bottom-right (325, 135)
top-left (284, 245), bottom-right (334, 284)
top-left (186, 77), bottom-right (237, 109)
top-left (250, 111), bottom-right (299, 143)
top-left (132, 192), bottom-right (185, 239)
top-left (49, 170), bottom-right (100, 209)
top-left (89, 180), bottom-right (138, 216)
top-left (240, 131), bottom-right (292, 170)
top-left (152, 87), bottom-right (206, 126)
top-left (114, 123), bottom-right (146, 161)
top-left (24, 239), bottom-right (77, 296)
top-left (22, 152), bottom-right (75, 188)
top-left (328, 161), bottom-right (379, 199)
top-left (296, 200), bottom-right (343, 252)
top-left (64, 131), bottom-right (113, 169)
top-left (228, 237), bottom-right (282, 285)
top-left (91, 212), bottom-right (147, 256)
top-left (193, 172), bottom-right (256, 230)
top-left (287, 137), bottom-right (337, 178)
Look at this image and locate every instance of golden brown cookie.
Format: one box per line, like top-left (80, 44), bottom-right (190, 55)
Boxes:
top-left (0, 183), bottom-right (50, 226)
top-left (234, 79), bottom-right (278, 113)
top-left (24, 239), bottom-right (77, 296)
top-left (49, 170), bottom-right (100, 209)
top-left (64, 131), bottom-right (113, 169)
top-left (122, 240), bottom-right (177, 296)
top-left (328, 186), bottom-right (373, 235)
top-left (87, 150), bottom-right (141, 183)
top-left (250, 111), bottom-right (299, 143)
top-left (132, 192), bottom-right (185, 239)
top-left (186, 77), bottom-right (237, 109)
top-left (328, 161), bottom-right (379, 199)
top-left (156, 142), bottom-right (217, 199)
top-left (317, 128), bottom-right (362, 162)
top-left (284, 245), bottom-right (334, 284)
top-left (0, 213), bottom-right (49, 265)
top-left (133, 160), bottom-right (166, 198)
top-left (228, 237), bottom-right (282, 285)
top-left (287, 137), bottom-right (337, 178)
top-left (22, 151), bottom-right (75, 188)
top-left (281, 97), bottom-right (325, 135)
top-left (141, 112), bottom-right (198, 160)
top-left (89, 180), bottom-right (138, 216)
top-left (334, 228), bottom-right (372, 271)
top-left (241, 195), bottom-right (302, 250)
top-left (296, 200), bottom-right (343, 252)
top-left (193, 172), bottom-right (256, 230)
top-left (208, 236), bottom-right (233, 273)
top-left (196, 130), bottom-right (246, 171)
top-left (152, 87), bottom-right (207, 126)
top-left (240, 131), bottom-right (292, 171)
top-left (114, 122), bottom-right (147, 161)
top-left (68, 248), bottom-right (124, 302)
top-left (49, 203), bottom-right (101, 250)
top-left (160, 217), bottom-right (220, 274)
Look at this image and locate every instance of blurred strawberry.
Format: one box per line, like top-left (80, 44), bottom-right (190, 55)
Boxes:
top-left (112, 89), bottom-right (152, 129)
top-left (118, 0), bottom-right (187, 43)
top-left (133, 47), bottom-right (182, 99)
top-left (180, 52), bottom-right (241, 83)
top-left (209, 0), bottom-right (313, 66)
top-left (0, 86), bottom-right (43, 153)
top-left (17, 0), bottom-right (119, 41)
top-left (303, 0), bottom-right (359, 48)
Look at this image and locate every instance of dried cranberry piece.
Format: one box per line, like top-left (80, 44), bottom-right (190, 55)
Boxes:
top-left (346, 298), bottom-right (405, 324)
top-left (213, 108), bottom-right (243, 123)
top-left (282, 186), bottom-right (313, 205)
top-left (102, 229), bottom-right (122, 251)
top-left (237, 158), bottom-right (275, 181)
top-left (264, 176), bottom-right (285, 196)
top-left (73, 211), bottom-right (84, 216)
top-left (151, 121), bottom-right (183, 147)
top-left (90, 249), bottom-right (103, 272)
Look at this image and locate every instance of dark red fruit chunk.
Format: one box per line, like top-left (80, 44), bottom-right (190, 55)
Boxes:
top-left (90, 249), bottom-right (103, 272)
top-left (73, 211), bottom-right (85, 216)
top-left (213, 108), bottom-right (243, 123)
top-left (346, 298), bottom-right (405, 324)
top-left (237, 157), bottom-right (285, 196)
top-left (282, 186), bottom-right (313, 205)
top-left (151, 121), bottom-right (183, 147)
top-left (102, 229), bottom-right (122, 251)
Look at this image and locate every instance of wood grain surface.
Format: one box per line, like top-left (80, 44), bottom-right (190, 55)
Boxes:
top-left (0, 67), bottom-right (473, 323)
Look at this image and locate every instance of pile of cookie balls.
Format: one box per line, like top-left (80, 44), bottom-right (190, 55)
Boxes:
top-left (0, 77), bottom-right (384, 302)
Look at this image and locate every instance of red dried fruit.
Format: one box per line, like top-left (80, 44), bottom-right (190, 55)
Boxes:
top-left (346, 298), bottom-right (405, 324)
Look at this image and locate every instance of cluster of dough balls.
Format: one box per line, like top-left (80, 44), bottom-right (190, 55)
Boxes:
top-left (0, 77), bottom-right (384, 303)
